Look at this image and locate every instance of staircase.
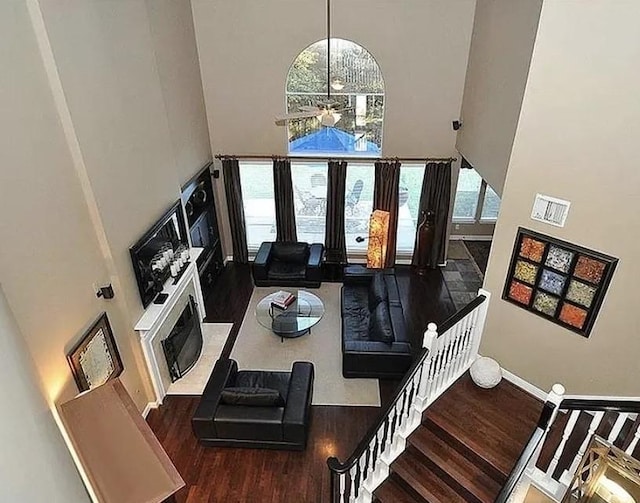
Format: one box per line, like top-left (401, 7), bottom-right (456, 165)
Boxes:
top-left (327, 289), bottom-right (640, 503)
top-left (374, 374), bottom-right (542, 503)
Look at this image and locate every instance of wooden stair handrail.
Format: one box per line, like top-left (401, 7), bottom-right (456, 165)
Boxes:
top-left (560, 398), bottom-right (640, 413)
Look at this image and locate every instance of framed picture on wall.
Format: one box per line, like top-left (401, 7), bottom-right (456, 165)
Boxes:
top-left (502, 227), bottom-right (618, 338)
top-left (67, 313), bottom-right (124, 392)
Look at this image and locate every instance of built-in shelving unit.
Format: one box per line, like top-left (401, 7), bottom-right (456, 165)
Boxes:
top-left (181, 162), bottom-right (224, 296)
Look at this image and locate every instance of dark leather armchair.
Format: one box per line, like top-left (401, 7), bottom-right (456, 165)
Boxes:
top-left (192, 358), bottom-right (314, 450)
top-left (252, 241), bottom-right (323, 287)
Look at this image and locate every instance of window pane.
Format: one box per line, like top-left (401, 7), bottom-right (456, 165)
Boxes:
top-left (397, 164), bottom-right (426, 254)
top-left (239, 162), bottom-right (276, 249)
top-left (453, 168), bottom-right (482, 220)
top-left (481, 184), bottom-right (500, 220)
top-left (286, 38), bottom-right (384, 156)
top-left (292, 162), bottom-right (327, 243)
top-left (345, 163), bottom-right (374, 254)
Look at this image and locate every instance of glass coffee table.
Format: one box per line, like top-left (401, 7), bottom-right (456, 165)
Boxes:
top-left (256, 290), bottom-right (325, 341)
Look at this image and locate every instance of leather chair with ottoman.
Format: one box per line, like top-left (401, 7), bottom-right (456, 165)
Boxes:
top-left (340, 267), bottom-right (412, 379)
top-left (192, 358), bottom-right (314, 450)
top-left (252, 241), bottom-right (323, 288)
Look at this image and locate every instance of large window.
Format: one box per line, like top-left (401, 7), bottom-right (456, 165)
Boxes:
top-left (452, 168), bottom-right (500, 223)
top-left (239, 162), bottom-right (276, 250)
top-left (291, 162), bottom-right (328, 243)
top-left (286, 38), bottom-right (384, 156)
top-left (397, 164), bottom-right (426, 254)
top-left (345, 163), bottom-right (374, 254)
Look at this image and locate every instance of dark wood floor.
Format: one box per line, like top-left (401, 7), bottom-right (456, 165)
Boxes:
top-left (147, 264), bottom-right (529, 502)
top-left (150, 398), bottom-right (379, 503)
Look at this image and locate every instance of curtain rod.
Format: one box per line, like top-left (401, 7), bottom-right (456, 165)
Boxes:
top-left (215, 154), bottom-right (457, 163)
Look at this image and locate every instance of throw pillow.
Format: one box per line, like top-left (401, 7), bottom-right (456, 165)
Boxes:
top-left (368, 301), bottom-right (394, 344)
top-left (368, 272), bottom-right (388, 311)
top-left (271, 242), bottom-right (309, 265)
top-left (220, 387), bottom-right (285, 407)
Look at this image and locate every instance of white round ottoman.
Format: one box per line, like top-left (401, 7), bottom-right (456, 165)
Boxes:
top-left (470, 357), bottom-right (502, 388)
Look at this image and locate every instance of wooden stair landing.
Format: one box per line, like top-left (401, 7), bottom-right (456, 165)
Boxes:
top-left (375, 373), bottom-right (543, 503)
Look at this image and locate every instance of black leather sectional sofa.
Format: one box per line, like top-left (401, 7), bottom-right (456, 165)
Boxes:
top-left (192, 358), bottom-right (314, 450)
top-left (341, 267), bottom-right (412, 379)
top-left (252, 241), bottom-right (323, 288)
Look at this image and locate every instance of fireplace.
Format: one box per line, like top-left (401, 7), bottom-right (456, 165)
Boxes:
top-left (162, 296), bottom-right (203, 382)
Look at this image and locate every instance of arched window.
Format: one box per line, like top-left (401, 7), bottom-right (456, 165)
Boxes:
top-left (286, 38), bottom-right (384, 156)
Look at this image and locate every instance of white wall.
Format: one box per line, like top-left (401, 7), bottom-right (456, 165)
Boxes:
top-left (0, 286), bottom-right (89, 501)
top-left (192, 0), bottom-right (476, 157)
top-left (481, 0), bottom-right (640, 396)
top-left (0, 0), bottom-right (212, 412)
top-left (0, 0), bottom-right (148, 409)
top-left (146, 0), bottom-right (212, 183)
top-left (456, 0), bottom-right (542, 195)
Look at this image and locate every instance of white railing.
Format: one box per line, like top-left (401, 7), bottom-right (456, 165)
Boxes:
top-left (327, 289), bottom-right (491, 503)
top-left (498, 391), bottom-right (640, 502)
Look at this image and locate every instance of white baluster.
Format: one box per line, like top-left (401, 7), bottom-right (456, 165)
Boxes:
top-left (625, 421), bottom-right (640, 455)
top-left (358, 456), bottom-right (367, 497)
top-left (440, 329), bottom-right (455, 387)
top-left (452, 316), bottom-right (469, 377)
top-left (607, 413), bottom-right (629, 445)
top-left (348, 466), bottom-right (357, 502)
top-left (561, 411), bottom-right (605, 485)
top-left (466, 309), bottom-right (479, 367)
top-left (338, 472), bottom-right (346, 503)
top-left (431, 339), bottom-right (444, 396)
top-left (425, 339), bottom-right (440, 401)
top-left (444, 328), bottom-right (458, 385)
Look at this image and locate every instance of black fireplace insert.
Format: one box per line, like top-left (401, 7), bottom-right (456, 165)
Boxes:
top-left (162, 296), bottom-right (203, 382)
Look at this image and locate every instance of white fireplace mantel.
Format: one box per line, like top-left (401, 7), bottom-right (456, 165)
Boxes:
top-left (135, 247), bottom-right (206, 405)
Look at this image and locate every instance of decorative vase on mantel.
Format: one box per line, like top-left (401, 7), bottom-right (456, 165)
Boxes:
top-left (413, 210), bottom-right (436, 275)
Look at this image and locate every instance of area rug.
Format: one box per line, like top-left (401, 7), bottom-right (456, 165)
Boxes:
top-left (166, 323), bottom-right (232, 395)
top-left (230, 283), bottom-right (381, 407)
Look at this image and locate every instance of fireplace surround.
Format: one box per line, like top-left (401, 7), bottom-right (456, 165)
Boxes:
top-left (162, 295), bottom-right (203, 383)
top-left (135, 247), bottom-right (206, 405)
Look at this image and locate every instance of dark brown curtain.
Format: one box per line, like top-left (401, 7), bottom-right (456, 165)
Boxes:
top-left (273, 158), bottom-right (297, 242)
top-left (222, 158), bottom-right (248, 263)
top-left (412, 161), bottom-right (452, 267)
top-left (324, 160), bottom-right (347, 261)
top-left (373, 160), bottom-right (401, 267)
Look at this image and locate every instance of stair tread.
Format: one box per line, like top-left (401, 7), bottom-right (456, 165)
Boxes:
top-left (409, 425), bottom-right (502, 503)
top-left (391, 449), bottom-right (469, 503)
top-left (374, 479), bottom-right (421, 503)
top-left (424, 373), bottom-right (542, 477)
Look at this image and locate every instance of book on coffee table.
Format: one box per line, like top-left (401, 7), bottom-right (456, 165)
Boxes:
top-left (270, 290), bottom-right (295, 309)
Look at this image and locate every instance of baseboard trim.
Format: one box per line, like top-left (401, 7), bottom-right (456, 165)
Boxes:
top-left (501, 368), bottom-right (548, 402)
top-left (450, 235), bottom-right (493, 241)
top-left (142, 401), bottom-right (159, 418)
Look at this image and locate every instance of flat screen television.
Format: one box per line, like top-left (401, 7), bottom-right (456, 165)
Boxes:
top-left (129, 201), bottom-right (189, 308)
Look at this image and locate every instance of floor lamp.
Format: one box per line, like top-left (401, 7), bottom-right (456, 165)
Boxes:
top-left (366, 209), bottom-right (390, 269)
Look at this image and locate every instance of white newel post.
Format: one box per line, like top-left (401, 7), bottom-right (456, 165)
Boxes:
top-left (416, 323), bottom-right (438, 410)
top-left (471, 288), bottom-right (491, 359)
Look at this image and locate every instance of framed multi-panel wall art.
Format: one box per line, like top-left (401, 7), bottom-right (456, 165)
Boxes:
top-left (502, 228), bottom-right (618, 337)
